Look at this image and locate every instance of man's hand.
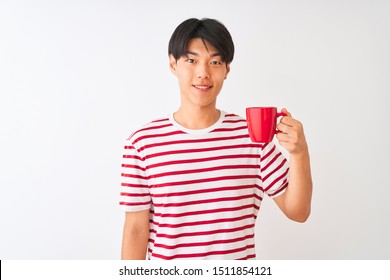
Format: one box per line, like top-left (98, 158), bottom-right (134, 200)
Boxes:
top-left (273, 108), bottom-right (312, 223)
top-left (276, 108), bottom-right (308, 157)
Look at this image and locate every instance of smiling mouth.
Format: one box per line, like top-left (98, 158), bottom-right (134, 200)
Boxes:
top-left (193, 85), bottom-right (213, 90)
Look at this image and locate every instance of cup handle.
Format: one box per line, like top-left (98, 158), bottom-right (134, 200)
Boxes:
top-left (275, 112), bottom-right (287, 134)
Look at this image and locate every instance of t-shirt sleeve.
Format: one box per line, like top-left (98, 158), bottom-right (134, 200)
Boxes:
top-left (260, 142), bottom-right (289, 198)
top-left (119, 139), bottom-right (151, 212)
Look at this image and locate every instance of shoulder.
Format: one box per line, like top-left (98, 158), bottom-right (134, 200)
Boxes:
top-left (125, 115), bottom-right (172, 144)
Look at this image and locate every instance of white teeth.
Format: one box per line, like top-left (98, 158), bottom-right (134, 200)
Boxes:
top-left (194, 85), bottom-right (211, 89)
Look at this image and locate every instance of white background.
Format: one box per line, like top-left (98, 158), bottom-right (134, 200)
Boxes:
top-left (0, 0), bottom-right (389, 259)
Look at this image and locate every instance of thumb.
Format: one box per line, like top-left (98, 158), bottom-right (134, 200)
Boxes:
top-left (281, 107), bottom-right (292, 117)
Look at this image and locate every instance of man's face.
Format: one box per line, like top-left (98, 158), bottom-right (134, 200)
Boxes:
top-left (169, 38), bottom-right (230, 110)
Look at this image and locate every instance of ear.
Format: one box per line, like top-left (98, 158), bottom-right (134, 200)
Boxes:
top-left (225, 63), bottom-right (231, 79)
top-left (169, 54), bottom-right (177, 76)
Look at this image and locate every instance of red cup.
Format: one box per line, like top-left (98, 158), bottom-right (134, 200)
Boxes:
top-left (246, 107), bottom-right (286, 143)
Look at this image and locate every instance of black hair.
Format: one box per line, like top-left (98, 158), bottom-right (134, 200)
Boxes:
top-left (168, 18), bottom-right (234, 64)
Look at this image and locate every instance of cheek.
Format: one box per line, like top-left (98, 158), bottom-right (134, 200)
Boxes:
top-left (177, 73), bottom-right (192, 84)
top-left (216, 68), bottom-right (228, 78)
top-left (177, 73), bottom-right (188, 82)
top-left (214, 72), bottom-right (227, 84)
top-left (177, 74), bottom-right (193, 90)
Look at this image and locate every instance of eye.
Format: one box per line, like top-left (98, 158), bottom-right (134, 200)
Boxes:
top-left (210, 61), bottom-right (222, 65)
top-left (186, 58), bottom-right (195, 63)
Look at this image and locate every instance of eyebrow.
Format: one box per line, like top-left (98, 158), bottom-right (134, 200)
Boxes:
top-left (185, 51), bottom-right (222, 58)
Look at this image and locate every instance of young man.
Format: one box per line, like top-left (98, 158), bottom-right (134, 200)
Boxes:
top-left (120, 18), bottom-right (312, 260)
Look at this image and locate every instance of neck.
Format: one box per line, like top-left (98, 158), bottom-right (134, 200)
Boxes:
top-left (174, 106), bottom-right (221, 130)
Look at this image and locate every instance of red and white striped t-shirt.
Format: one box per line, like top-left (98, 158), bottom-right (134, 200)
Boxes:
top-left (120, 111), bottom-right (289, 260)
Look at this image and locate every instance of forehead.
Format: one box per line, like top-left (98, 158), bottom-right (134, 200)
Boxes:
top-left (186, 38), bottom-right (220, 56)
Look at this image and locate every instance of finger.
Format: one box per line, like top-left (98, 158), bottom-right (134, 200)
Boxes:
top-left (276, 131), bottom-right (290, 142)
top-left (278, 141), bottom-right (295, 153)
top-left (280, 116), bottom-right (302, 128)
top-left (280, 108), bottom-right (294, 126)
top-left (281, 108), bottom-right (292, 117)
top-left (280, 116), bottom-right (294, 127)
top-left (277, 122), bottom-right (290, 133)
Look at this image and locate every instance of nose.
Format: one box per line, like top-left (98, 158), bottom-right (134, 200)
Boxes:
top-left (196, 63), bottom-right (210, 79)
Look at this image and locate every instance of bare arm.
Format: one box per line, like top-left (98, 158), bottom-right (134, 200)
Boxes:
top-left (273, 108), bottom-right (313, 222)
top-left (121, 209), bottom-right (150, 260)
